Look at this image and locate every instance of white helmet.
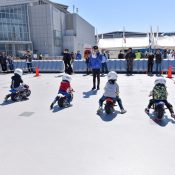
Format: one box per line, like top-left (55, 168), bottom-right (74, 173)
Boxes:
top-left (154, 77), bottom-right (166, 85)
top-left (107, 71), bottom-right (118, 81)
top-left (14, 68), bottom-right (23, 77)
top-left (62, 73), bottom-right (72, 82)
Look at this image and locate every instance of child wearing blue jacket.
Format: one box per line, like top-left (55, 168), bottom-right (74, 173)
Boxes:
top-left (89, 46), bottom-right (102, 90)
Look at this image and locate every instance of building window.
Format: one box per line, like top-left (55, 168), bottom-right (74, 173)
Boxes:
top-left (0, 4), bottom-right (30, 41)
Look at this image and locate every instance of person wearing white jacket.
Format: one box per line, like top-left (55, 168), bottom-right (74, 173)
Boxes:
top-left (97, 71), bottom-right (126, 114)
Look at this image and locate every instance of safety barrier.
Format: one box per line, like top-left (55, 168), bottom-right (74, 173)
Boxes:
top-left (12, 59), bottom-right (175, 73)
top-left (13, 60), bottom-right (64, 73)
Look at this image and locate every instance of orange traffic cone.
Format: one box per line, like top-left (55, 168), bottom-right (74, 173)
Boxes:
top-left (167, 65), bottom-right (173, 78)
top-left (35, 67), bottom-right (39, 77)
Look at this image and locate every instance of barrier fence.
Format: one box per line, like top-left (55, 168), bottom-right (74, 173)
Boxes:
top-left (11, 59), bottom-right (175, 73)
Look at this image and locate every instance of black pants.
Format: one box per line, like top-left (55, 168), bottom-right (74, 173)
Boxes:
top-left (127, 61), bottom-right (133, 74)
top-left (27, 62), bottom-right (33, 73)
top-left (85, 60), bottom-right (90, 74)
top-left (1, 63), bottom-right (7, 71)
top-left (148, 99), bottom-right (174, 113)
top-left (147, 63), bottom-right (153, 74)
top-left (92, 69), bottom-right (100, 88)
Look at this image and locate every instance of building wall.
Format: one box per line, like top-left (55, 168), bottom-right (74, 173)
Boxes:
top-left (29, 3), bottom-right (67, 56)
top-left (63, 13), bottom-right (95, 54)
top-left (29, 4), bottom-right (54, 56)
top-left (52, 6), bottom-right (66, 56)
top-left (74, 14), bottom-right (95, 51)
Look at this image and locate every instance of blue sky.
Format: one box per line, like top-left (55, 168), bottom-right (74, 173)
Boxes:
top-left (52, 0), bottom-right (175, 34)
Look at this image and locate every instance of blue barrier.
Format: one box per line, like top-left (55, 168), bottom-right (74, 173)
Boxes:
top-left (13, 59), bottom-right (175, 73)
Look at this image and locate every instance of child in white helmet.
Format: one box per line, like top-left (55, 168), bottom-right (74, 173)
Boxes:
top-left (145, 77), bottom-right (175, 118)
top-left (50, 73), bottom-right (73, 109)
top-left (97, 71), bottom-right (127, 114)
top-left (5, 68), bottom-right (25, 100)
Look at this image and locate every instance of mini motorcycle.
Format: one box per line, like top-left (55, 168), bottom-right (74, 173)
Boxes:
top-left (104, 97), bottom-right (115, 114)
top-left (4, 84), bottom-right (31, 102)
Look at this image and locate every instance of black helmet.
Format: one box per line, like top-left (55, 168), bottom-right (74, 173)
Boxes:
top-left (93, 46), bottom-right (98, 50)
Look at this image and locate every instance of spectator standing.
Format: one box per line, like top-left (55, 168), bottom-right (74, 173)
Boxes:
top-left (118, 50), bottom-right (124, 59)
top-left (155, 49), bottom-right (163, 76)
top-left (39, 53), bottom-right (43, 60)
top-left (0, 52), bottom-right (7, 72)
top-left (63, 49), bottom-right (73, 75)
top-left (24, 50), bottom-right (33, 73)
top-left (125, 48), bottom-right (135, 75)
top-left (70, 51), bottom-right (75, 63)
top-left (76, 51), bottom-right (82, 60)
top-left (101, 49), bottom-right (108, 75)
top-left (147, 52), bottom-right (154, 76)
top-left (84, 50), bottom-right (91, 75)
top-left (135, 50), bottom-right (142, 59)
top-left (7, 55), bottom-right (14, 71)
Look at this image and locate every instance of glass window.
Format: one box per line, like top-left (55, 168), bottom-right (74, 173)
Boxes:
top-left (0, 4), bottom-right (30, 41)
top-left (0, 44), bottom-right (5, 50)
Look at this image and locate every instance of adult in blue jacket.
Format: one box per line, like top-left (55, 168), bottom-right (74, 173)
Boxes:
top-left (89, 46), bottom-right (102, 90)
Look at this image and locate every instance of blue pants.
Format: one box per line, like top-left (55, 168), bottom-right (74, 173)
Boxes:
top-left (99, 95), bottom-right (124, 110)
top-left (156, 63), bottom-right (162, 75)
top-left (101, 62), bottom-right (108, 74)
top-left (58, 91), bottom-right (72, 103)
top-left (27, 62), bottom-right (33, 73)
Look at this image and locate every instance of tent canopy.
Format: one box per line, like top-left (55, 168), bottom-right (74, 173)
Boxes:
top-left (98, 36), bottom-right (175, 49)
top-left (98, 37), bottom-right (149, 49)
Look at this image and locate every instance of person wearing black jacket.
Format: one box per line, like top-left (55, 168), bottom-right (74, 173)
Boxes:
top-left (118, 50), bottom-right (124, 59)
top-left (147, 52), bottom-right (154, 76)
top-left (125, 48), bottom-right (135, 75)
top-left (63, 49), bottom-right (73, 75)
top-left (155, 49), bottom-right (162, 76)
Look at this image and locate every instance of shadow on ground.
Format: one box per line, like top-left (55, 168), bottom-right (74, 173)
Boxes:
top-left (52, 104), bottom-right (72, 113)
top-left (97, 110), bottom-right (120, 122)
top-left (83, 90), bottom-right (97, 98)
top-left (148, 113), bottom-right (175, 127)
top-left (1, 98), bottom-right (29, 106)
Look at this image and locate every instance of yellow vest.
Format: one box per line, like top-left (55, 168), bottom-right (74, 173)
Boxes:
top-left (135, 52), bottom-right (141, 59)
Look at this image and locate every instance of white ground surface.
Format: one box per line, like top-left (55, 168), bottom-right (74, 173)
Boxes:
top-left (1, 73), bottom-right (175, 175)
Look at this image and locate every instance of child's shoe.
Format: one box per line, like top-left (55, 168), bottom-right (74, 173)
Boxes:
top-left (97, 107), bottom-right (103, 114)
top-left (145, 108), bottom-right (149, 114)
top-left (50, 103), bottom-right (54, 110)
top-left (171, 112), bottom-right (175, 119)
top-left (121, 109), bottom-right (127, 114)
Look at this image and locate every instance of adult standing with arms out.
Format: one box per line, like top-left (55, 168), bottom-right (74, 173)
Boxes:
top-left (24, 50), bottom-right (33, 73)
top-left (125, 48), bottom-right (135, 75)
top-left (155, 49), bottom-right (163, 76)
top-left (89, 46), bottom-right (102, 90)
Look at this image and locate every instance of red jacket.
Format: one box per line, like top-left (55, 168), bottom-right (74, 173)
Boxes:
top-left (59, 81), bottom-right (71, 92)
